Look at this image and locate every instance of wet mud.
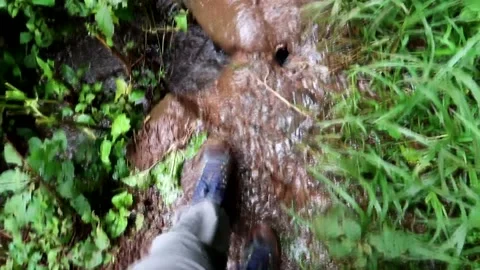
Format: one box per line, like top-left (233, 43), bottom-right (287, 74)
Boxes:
top-left (183, 0), bottom-right (302, 54)
top-left (124, 0), bottom-right (347, 268)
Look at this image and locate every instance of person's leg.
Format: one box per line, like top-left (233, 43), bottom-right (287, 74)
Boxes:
top-left (131, 201), bottom-right (230, 270)
top-left (131, 140), bottom-right (233, 270)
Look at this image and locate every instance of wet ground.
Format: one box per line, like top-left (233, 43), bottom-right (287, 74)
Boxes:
top-left (57, 0), bottom-right (348, 268)
top-left (125, 0), bottom-right (348, 268)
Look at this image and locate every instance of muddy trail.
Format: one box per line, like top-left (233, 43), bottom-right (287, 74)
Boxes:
top-left (55, 0), bottom-right (347, 268)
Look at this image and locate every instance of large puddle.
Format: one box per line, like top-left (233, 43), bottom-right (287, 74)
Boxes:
top-left (121, 0), bottom-right (347, 268)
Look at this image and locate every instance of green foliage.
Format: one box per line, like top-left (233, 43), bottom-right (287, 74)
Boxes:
top-left (0, 33), bottom-right (150, 270)
top-left (1, 0), bottom-right (128, 50)
top-left (95, 3), bottom-right (115, 39)
top-left (308, 0), bottom-right (480, 268)
top-left (105, 191), bottom-right (132, 238)
top-left (0, 168), bottom-right (29, 193)
top-left (4, 142), bottom-right (23, 166)
top-left (111, 113), bottom-right (131, 141)
top-left (174, 9), bottom-right (188, 33)
top-left (0, 131), bottom-right (136, 269)
top-left (0, 0), bottom-right (199, 268)
top-left (122, 132), bottom-right (207, 205)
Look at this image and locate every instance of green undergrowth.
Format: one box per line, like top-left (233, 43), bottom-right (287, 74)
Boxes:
top-left (0, 0), bottom-right (192, 269)
top-left (305, 0), bottom-right (480, 268)
top-left (122, 132), bottom-right (207, 205)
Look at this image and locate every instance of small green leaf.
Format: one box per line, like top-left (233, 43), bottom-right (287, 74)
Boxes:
top-left (343, 218), bottom-right (362, 241)
top-left (368, 227), bottom-right (413, 259)
top-left (6, 89), bottom-right (27, 101)
top-left (115, 78), bottom-right (129, 102)
top-left (84, 0), bottom-right (95, 8)
top-left (20, 32), bottom-right (33, 44)
top-left (0, 0), bottom-right (6, 8)
top-left (13, 66), bottom-right (21, 78)
top-left (94, 227), bottom-right (110, 251)
top-left (75, 114), bottom-right (95, 125)
top-left (72, 195), bottom-right (93, 223)
top-left (86, 250), bottom-right (104, 269)
top-left (313, 208), bottom-right (344, 240)
top-left (52, 130), bottom-right (68, 150)
top-left (4, 191), bottom-right (32, 226)
top-left (62, 107), bottom-right (74, 117)
top-left (400, 146), bottom-right (421, 164)
top-left (328, 239), bottom-right (355, 258)
top-left (58, 178), bottom-right (75, 199)
top-left (93, 82), bottom-right (103, 92)
top-left (0, 168), bottom-right (29, 193)
top-left (61, 64), bottom-right (79, 87)
top-left (85, 93), bottom-right (95, 104)
top-left (36, 57), bottom-right (53, 79)
top-left (105, 209), bottom-right (129, 238)
top-left (32, 0), bottom-right (55, 6)
top-left (51, 80), bottom-right (69, 93)
top-left (75, 103), bottom-right (87, 113)
top-left (47, 249), bottom-right (61, 269)
top-left (95, 4), bottom-right (114, 39)
top-left (112, 191), bottom-right (133, 209)
top-left (174, 10), bottom-right (188, 32)
top-left (185, 132), bottom-right (207, 158)
top-left (113, 157), bottom-right (129, 180)
top-left (100, 139), bottom-right (112, 165)
top-left (111, 113), bottom-right (130, 140)
top-left (128, 90), bottom-right (144, 103)
top-left (121, 170), bottom-right (150, 188)
top-left (4, 143), bottom-right (22, 166)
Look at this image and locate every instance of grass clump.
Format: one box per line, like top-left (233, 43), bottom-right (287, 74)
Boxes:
top-left (307, 0), bottom-right (480, 268)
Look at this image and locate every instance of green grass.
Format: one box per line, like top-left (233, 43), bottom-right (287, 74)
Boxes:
top-left (306, 0), bottom-right (480, 268)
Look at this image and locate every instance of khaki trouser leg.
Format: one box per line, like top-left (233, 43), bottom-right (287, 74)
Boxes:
top-left (131, 201), bottom-right (230, 270)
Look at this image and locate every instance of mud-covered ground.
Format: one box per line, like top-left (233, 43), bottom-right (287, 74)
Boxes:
top-left (54, 0), bottom-right (348, 268)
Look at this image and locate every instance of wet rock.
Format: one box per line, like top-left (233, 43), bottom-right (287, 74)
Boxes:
top-left (55, 37), bottom-right (128, 92)
top-left (184, 0), bottom-right (302, 54)
top-left (166, 25), bottom-right (230, 94)
top-left (128, 94), bottom-right (199, 170)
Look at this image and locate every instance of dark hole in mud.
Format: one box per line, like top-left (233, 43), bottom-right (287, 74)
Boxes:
top-left (213, 43), bottom-right (224, 53)
top-left (274, 45), bottom-right (289, 66)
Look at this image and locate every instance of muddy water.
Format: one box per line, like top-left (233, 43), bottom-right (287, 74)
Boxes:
top-left (127, 0), bottom-right (346, 269)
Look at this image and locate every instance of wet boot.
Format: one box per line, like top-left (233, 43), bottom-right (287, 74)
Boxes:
top-left (241, 224), bottom-right (281, 270)
top-left (132, 139), bottom-right (233, 270)
top-left (191, 139), bottom-right (233, 206)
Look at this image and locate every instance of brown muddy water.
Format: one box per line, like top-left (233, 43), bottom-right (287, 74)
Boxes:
top-left (112, 0), bottom-right (347, 269)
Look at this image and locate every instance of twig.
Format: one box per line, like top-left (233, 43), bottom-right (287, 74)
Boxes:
top-left (141, 26), bottom-right (176, 33)
top-left (131, 55), bottom-right (145, 69)
top-left (95, 35), bottom-right (131, 77)
top-left (250, 71), bottom-right (312, 118)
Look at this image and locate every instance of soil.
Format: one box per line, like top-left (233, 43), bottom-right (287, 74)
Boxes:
top-left (56, 0), bottom-right (348, 268)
